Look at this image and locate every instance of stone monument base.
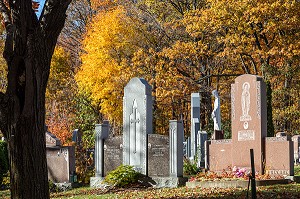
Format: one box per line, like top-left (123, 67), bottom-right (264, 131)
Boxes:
top-left (149, 177), bottom-right (188, 188)
top-left (90, 177), bottom-right (105, 188)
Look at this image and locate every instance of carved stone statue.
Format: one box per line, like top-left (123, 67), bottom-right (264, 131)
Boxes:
top-left (211, 90), bottom-right (221, 131)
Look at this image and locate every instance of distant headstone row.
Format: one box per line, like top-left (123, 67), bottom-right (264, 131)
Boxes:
top-left (90, 74), bottom-right (295, 188)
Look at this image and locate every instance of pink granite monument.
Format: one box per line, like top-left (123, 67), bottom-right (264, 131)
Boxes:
top-left (208, 74), bottom-right (294, 176)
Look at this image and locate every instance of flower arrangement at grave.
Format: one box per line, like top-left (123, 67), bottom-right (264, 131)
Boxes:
top-left (189, 166), bottom-right (279, 182)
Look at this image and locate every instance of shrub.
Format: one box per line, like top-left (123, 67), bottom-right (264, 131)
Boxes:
top-left (104, 165), bottom-right (139, 187)
top-left (183, 157), bottom-right (200, 175)
top-left (0, 141), bottom-right (9, 186)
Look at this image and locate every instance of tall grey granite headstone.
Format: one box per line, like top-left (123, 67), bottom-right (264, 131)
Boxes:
top-left (191, 118), bottom-right (200, 159)
top-left (191, 93), bottom-right (200, 159)
top-left (90, 121), bottom-right (109, 187)
top-left (123, 77), bottom-right (153, 175)
top-left (187, 137), bottom-right (191, 157)
top-left (95, 121), bottom-right (109, 177)
top-left (197, 131), bottom-right (207, 167)
top-left (169, 120), bottom-right (183, 177)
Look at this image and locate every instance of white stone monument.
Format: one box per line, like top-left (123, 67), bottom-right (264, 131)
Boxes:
top-left (123, 77), bottom-right (153, 175)
top-left (169, 120), bottom-right (183, 177)
top-left (191, 93), bottom-right (200, 159)
top-left (211, 90), bottom-right (221, 133)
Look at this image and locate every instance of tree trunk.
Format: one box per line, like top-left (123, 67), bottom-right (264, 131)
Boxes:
top-left (0, 0), bottom-right (72, 198)
top-left (7, 36), bottom-right (50, 198)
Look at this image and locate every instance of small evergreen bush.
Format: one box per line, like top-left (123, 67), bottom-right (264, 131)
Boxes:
top-left (183, 157), bottom-right (200, 175)
top-left (104, 165), bottom-right (139, 187)
top-left (0, 141), bottom-right (9, 186)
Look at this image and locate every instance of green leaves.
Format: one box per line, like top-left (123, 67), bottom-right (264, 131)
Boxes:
top-left (104, 165), bottom-right (139, 187)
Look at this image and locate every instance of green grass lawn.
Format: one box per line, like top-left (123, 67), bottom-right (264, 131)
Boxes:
top-left (2, 183), bottom-right (300, 199)
top-left (2, 166), bottom-right (300, 199)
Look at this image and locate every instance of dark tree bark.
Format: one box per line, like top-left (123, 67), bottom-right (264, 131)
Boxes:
top-left (0, 0), bottom-right (71, 198)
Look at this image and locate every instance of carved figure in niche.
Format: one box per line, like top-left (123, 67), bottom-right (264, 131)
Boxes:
top-left (240, 82), bottom-right (252, 129)
top-left (211, 90), bottom-right (221, 131)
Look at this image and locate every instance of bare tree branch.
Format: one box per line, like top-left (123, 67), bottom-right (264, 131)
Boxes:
top-left (40, 0), bottom-right (72, 56)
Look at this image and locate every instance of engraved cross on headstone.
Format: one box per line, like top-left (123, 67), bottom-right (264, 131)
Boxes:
top-left (130, 99), bottom-right (140, 154)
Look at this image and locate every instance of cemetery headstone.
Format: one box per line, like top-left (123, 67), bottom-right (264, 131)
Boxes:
top-left (208, 74), bottom-right (294, 176)
top-left (191, 118), bottom-right (200, 159)
top-left (187, 137), bottom-right (191, 157)
top-left (148, 134), bottom-right (169, 176)
top-left (292, 135), bottom-right (300, 164)
top-left (95, 122), bottom-right (109, 177)
top-left (46, 131), bottom-right (61, 147)
top-left (231, 74), bottom-right (267, 174)
top-left (197, 131), bottom-right (207, 167)
top-left (265, 136), bottom-right (294, 176)
top-left (46, 132), bottom-right (75, 183)
top-left (191, 93), bottom-right (200, 159)
top-left (72, 129), bottom-right (82, 144)
top-left (123, 77), bottom-right (153, 175)
top-left (104, 136), bottom-right (123, 176)
top-left (169, 120), bottom-right (183, 177)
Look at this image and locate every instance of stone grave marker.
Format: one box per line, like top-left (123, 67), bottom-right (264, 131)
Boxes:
top-left (169, 120), bottom-right (183, 177)
top-left (292, 135), bottom-right (300, 164)
top-left (148, 134), bottom-right (169, 176)
top-left (191, 93), bottom-right (200, 159)
top-left (186, 137), bottom-right (191, 157)
top-left (265, 136), bottom-right (294, 176)
top-left (104, 136), bottom-right (123, 176)
top-left (231, 74), bottom-right (267, 174)
top-left (197, 131), bottom-right (207, 167)
top-left (46, 131), bottom-right (61, 147)
top-left (208, 74), bottom-right (294, 177)
top-left (95, 122), bottom-right (109, 177)
top-left (46, 132), bottom-right (75, 183)
top-left (72, 129), bottom-right (82, 144)
top-left (123, 77), bottom-right (153, 175)
top-left (191, 118), bottom-right (200, 159)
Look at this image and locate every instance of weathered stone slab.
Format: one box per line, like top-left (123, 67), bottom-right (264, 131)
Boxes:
top-left (104, 136), bottom-right (123, 176)
top-left (47, 146), bottom-right (75, 183)
top-left (148, 134), bottom-right (169, 177)
top-left (46, 132), bottom-right (61, 147)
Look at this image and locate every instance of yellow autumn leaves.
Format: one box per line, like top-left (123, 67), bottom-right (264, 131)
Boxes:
top-left (74, 0), bottom-right (300, 134)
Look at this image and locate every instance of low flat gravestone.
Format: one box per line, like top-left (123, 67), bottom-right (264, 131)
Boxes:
top-left (148, 134), bottom-right (169, 177)
top-left (104, 136), bottom-right (123, 176)
top-left (123, 77), bottom-right (153, 175)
